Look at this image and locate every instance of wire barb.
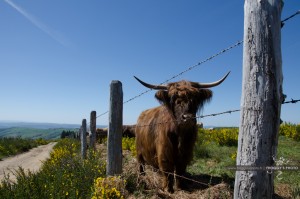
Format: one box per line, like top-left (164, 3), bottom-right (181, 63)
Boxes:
top-left (283, 98), bottom-right (300, 104)
top-left (281, 10), bottom-right (300, 27)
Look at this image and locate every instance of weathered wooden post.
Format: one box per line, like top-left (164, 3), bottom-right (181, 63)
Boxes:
top-left (90, 111), bottom-right (97, 150)
top-left (81, 119), bottom-right (87, 159)
top-left (234, 0), bottom-right (283, 198)
top-left (106, 80), bottom-right (123, 176)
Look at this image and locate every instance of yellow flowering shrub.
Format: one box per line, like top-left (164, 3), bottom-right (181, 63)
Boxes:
top-left (48, 139), bottom-right (79, 166)
top-left (92, 176), bottom-right (126, 199)
top-left (280, 123), bottom-right (300, 141)
top-left (122, 137), bottom-right (136, 156)
top-left (198, 128), bottom-right (238, 146)
top-left (40, 139), bottom-right (106, 198)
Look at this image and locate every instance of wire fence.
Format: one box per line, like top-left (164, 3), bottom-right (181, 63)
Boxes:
top-left (134, 98), bottom-right (300, 129)
top-left (94, 10), bottom-right (300, 121)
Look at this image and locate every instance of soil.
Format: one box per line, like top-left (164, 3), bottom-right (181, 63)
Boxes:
top-left (0, 142), bottom-right (56, 182)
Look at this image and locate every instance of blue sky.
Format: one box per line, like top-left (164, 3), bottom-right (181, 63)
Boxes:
top-left (0, 0), bottom-right (299, 126)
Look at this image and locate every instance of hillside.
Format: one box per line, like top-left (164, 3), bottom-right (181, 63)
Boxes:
top-left (0, 121), bottom-right (108, 140)
top-left (0, 121), bottom-right (81, 129)
top-left (0, 127), bottom-right (77, 140)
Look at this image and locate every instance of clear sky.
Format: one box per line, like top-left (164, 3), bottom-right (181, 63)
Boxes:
top-left (1, 0), bottom-right (299, 127)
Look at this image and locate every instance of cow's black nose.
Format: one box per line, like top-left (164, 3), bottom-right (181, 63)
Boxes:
top-left (182, 114), bottom-right (193, 122)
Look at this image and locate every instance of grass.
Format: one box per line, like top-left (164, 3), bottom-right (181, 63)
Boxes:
top-left (189, 142), bottom-right (236, 180)
top-left (275, 136), bottom-right (300, 185)
top-left (188, 129), bottom-right (300, 198)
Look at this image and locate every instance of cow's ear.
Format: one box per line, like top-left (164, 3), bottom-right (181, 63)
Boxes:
top-left (155, 90), bottom-right (169, 104)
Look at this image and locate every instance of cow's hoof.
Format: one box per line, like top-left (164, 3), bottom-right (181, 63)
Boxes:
top-left (164, 186), bottom-right (174, 193)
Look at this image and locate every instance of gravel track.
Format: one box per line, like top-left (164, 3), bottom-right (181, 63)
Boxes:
top-left (0, 142), bottom-right (56, 182)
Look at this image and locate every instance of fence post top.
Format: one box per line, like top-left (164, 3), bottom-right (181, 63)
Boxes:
top-left (110, 80), bottom-right (122, 85)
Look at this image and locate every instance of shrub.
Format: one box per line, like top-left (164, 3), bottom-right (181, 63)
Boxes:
top-left (92, 176), bottom-right (126, 199)
top-left (280, 123), bottom-right (300, 141)
top-left (198, 128), bottom-right (238, 147)
top-left (122, 137), bottom-right (136, 156)
top-left (0, 138), bottom-right (106, 199)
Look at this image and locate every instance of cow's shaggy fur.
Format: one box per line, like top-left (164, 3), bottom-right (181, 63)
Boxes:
top-left (135, 80), bottom-right (212, 192)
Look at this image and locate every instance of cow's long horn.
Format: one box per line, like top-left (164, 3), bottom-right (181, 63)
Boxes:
top-left (193, 71), bottom-right (231, 88)
top-left (134, 76), bottom-right (167, 90)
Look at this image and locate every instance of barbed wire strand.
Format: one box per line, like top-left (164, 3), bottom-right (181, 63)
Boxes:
top-left (135, 98), bottom-right (299, 128)
top-left (283, 98), bottom-right (300, 104)
top-left (281, 10), bottom-right (300, 27)
top-left (94, 10), bottom-right (300, 120)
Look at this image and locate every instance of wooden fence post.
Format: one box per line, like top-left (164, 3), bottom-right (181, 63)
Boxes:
top-left (81, 119), bottom-right (87, 159)
top-left (90, 111), bottom-right (97, 150)
top-left (106, 80), bottom-right (123, 176)
top-left (234, 1), bottom-right (283, 198)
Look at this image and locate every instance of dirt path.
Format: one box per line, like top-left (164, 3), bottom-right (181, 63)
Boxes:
top-left (0, 142), bottom-right (56, 182)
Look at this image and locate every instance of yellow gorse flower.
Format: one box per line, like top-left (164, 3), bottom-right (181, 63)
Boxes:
top-left (92, 176), bottom-right (126, 199)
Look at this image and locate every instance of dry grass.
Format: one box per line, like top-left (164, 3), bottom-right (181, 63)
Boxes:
top-left (121, 150), bottom-right (233, 199)
top-left (274, 184), bottom-right (293, 199)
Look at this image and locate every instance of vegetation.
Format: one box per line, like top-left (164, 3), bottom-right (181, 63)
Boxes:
top-left (92, 176), bottom-right (126, 199)
top-left (189, 124), bottom-right (300, 198)
top-left (122, 137), bottom-right (136, 156)
top-left (60, 130), bottom-right (77, 139)
top-left (0, 137), bottom-right (49, 160)
top-left (279, 122), bottom-right (300, 141)
top-left (0, 138), bottom-right (106, 199)
top-left (0, 123), bottom-right (299, 198)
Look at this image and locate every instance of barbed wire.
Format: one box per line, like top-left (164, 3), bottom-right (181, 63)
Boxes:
top-left (198, 109), bottom-right (240, 119)
top-left (96, 41), bottom-right (243, 119)
top-left (134, 98), bottom-right (300, 128)
top-left (95, 10), bottom-right (300, 120)
top-left (281, 10), bottom-right (300, 27)
top-left (283, 98), bottom-right (300, 104)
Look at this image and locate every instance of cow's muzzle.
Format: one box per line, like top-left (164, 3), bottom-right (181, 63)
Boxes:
top-left (181, 114), bottom-right (195, 122)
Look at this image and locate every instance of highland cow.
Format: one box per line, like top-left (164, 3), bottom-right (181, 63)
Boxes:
top-left (134, 72), bottom-right (230, 192)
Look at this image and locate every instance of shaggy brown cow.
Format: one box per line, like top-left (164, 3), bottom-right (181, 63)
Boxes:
top-left (134, 72), bottom-right (230, 192)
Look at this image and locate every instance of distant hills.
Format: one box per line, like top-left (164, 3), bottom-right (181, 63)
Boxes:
top-left (0, 127), bottom-right (74, 140)
top-left (0, 121), bottom-right (106, 140)
top-left (0, 121), bottom-right (81, 129)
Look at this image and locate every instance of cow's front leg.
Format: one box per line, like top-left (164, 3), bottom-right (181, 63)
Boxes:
top-left (137, 153), bottom-right (146, 175)
top-left (162, 172), bottom-right (174, 193)
top-left (175, 161), bottom-right (188, 190)
top-left (158, 157), bottom-right (175, 192)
